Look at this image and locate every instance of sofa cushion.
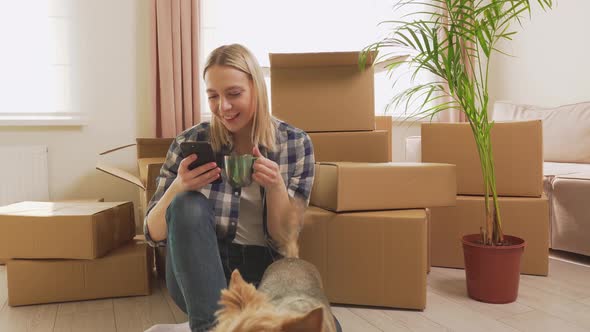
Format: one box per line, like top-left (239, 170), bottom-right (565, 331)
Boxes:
top-left (544, 161), bottom-right (590, 177)
top-left (492, 101), bottom-right (590, 163)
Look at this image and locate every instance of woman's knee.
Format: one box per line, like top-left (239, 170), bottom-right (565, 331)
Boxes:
top-left (166, 191), bottom-right (214, 230)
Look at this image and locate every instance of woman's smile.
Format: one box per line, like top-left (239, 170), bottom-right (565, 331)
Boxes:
top-left (222, 112), bottom-right (240, 121)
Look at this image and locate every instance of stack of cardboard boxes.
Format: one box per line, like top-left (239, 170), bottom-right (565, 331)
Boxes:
top-left (92, 52), bottom-right (462, 311)
top-left (0, 200), bottom-right (152, 306)
top-left (98, 138), bottom-right (172, 276)
top-left (270, 52), bottom-right (457, 310)
top-left (422, 121), bottom-right (549, 276)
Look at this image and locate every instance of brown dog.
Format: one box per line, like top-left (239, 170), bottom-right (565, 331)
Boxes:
top-left (212, 258), bottom-right (337, 332)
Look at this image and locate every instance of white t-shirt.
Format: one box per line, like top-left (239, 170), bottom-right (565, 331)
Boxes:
top-left (233, 182), bottom-right (266, 246)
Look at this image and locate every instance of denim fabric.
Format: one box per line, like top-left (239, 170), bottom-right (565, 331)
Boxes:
top-left (165, 191), bottom-right (342, 332)
top-left (165, 191), bottom-right (277, 332)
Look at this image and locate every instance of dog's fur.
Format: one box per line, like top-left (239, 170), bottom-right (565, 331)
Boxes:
top-left (213, 259), bottom-right (337, 332)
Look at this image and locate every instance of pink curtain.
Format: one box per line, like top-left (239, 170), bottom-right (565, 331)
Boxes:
top-left (151, 0), bottom-right (201, 138)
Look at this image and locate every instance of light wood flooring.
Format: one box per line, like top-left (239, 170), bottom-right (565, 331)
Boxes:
top-left (1, 251), bottom-right (589, 332)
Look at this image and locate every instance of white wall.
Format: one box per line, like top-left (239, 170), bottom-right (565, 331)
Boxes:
top-left (2, 1), bottom-right (585, 216)
top-left (0, 0), bottom-right (153, 227)
top-left (489, 0), bottom-right (590, 108)
top-left (392, 1), bottom-right (590, 161)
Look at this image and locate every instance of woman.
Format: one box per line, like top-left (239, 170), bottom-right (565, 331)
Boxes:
top-left (144, 44), bottom-right (335, 332)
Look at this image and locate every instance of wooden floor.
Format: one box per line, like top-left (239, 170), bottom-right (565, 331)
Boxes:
top-left (1, 251), bottom-right (589, 332)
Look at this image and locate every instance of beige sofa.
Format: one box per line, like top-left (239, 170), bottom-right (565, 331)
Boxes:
top-left (406, 101), bottom-right (590, 256)
top-left (492, 101), bottom-right (590, 256)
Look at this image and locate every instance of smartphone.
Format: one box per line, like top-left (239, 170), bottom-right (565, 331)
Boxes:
top-left (179, 141), bottom-right (222, 184)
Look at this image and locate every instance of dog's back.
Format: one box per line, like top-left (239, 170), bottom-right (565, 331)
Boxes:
top-left (257, 258), bottom-right (336, 332)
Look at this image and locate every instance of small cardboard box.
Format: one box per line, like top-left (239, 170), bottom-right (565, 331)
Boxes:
top-left (429, 195), bottom-right (549, 276)
top-left (97, 138), bottom-right (172, 212)
top-left (308, 130), bottom-right (390, 163)
top-left (310, 162), bottom-right (456, 212)
top-left (0, 201), bottom-right (135, 260)
top-left (421, 121), bottom-right (543, 197)
top-left (0, 199), bottom-right (106, 265)
top-left (299, 206), bottom-right (427, 309)
top-left (270, 52), bottom-right (375, 132)
top-left (7, 239), bottom-right (152, 306)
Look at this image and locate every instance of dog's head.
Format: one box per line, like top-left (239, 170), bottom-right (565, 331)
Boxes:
top-left (212, 270), bottom-right (324, 332)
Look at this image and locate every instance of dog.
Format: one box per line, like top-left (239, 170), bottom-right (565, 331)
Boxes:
top-left (212, 258), bottom-right (337, 332)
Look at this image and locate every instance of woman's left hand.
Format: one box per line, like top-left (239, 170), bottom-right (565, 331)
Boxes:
top-left (252, 146), bottom-right (284, 192)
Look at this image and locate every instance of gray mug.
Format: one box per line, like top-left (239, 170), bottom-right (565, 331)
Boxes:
top-left (223, 154), bottom-right (258, 188)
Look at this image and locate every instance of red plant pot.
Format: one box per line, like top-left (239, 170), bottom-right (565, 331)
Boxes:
top-left (462, 234), bottom-right (526, 304)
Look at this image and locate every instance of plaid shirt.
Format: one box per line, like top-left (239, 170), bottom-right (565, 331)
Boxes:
top-left (143, 118), bottom-right (315, 249)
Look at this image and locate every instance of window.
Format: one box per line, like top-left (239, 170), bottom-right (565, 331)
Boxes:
top-left (200, 0), bottom-right (432, 119)
top-left (0, 1), bottom-right (83, 125)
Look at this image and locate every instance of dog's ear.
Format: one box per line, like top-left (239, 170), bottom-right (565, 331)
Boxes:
top-left (217, 269), bottom-right (268, 318)
top-left (281, 307), bottom-right (324, 332)
top-left (229, 269), bottom-right (247, 290)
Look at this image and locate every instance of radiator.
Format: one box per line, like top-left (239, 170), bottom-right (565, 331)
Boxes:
top-left (0, 145), bottom-right (49, 206)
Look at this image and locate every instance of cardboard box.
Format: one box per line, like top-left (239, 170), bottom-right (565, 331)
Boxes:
top-left (97, 138), bottom-right (172, 212)
top-left (7, 240), bottom-right (152, 306)
top-left (375, 116), bottom-right (393, 162)
top-left (270, 52), bottom-right (375, 132)
top-left (308, 130), bottom-right (390, 163)
top-left (310, 162), bottom-right (456, 212)
top-left (155, 246), bottom-right (167, 279)
top-left (55, 198), bottom-right (105, 202)
top-left (426, 208), bottom-right (432, 274)
top-left (429, 195), bottom-right (549, 276)
top-left (0, 198), bottom-right (108, 265)
top-left (299, 206), bottom-right (427, 309)
top-left (421, 121), bottom-right (543, 197)
top-left (0, 201), bottom-right (135, 260)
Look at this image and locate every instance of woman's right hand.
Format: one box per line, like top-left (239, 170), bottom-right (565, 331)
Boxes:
top-left (172, 154), bottom-right (221, 192)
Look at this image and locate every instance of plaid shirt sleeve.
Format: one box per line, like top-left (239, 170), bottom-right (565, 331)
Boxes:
top-left (143, 138), bottom-right (183, 247)
top-left (286, 131), bottom-right (315, 205)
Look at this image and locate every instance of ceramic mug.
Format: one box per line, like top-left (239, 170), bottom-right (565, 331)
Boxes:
top-left (223, 154), bottom-right (258, 188)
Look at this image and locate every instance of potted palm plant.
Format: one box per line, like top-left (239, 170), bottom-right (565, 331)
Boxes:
top-left (361, 0), bottom-right (553, 303)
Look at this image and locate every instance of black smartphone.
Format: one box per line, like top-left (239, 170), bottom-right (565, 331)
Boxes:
top-left (179, 141), bottom-right (222, 184)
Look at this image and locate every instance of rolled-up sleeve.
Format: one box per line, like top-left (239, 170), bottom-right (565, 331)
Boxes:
top-left (286, 132), bottom-right (315, 206)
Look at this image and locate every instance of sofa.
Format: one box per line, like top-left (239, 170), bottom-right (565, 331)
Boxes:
top-left (406, 101), bottom-right (590, 257)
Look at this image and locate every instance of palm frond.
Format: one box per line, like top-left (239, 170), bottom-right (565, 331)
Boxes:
top-left (363, 0), bottom-right (553, 245)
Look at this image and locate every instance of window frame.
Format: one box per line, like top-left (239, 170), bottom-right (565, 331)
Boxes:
top-left (0, 1), bottom-right (80, 127)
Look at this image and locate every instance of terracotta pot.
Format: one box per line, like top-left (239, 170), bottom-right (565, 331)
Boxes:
top-left (462, 234), bottom-right (525, 304)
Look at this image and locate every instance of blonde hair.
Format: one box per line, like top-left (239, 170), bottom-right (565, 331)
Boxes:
top-left (203, 44), bottom-right (276, 152)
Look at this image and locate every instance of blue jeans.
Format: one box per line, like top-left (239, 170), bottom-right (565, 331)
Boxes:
top-left (165, 191), bottom-right (342, 332)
